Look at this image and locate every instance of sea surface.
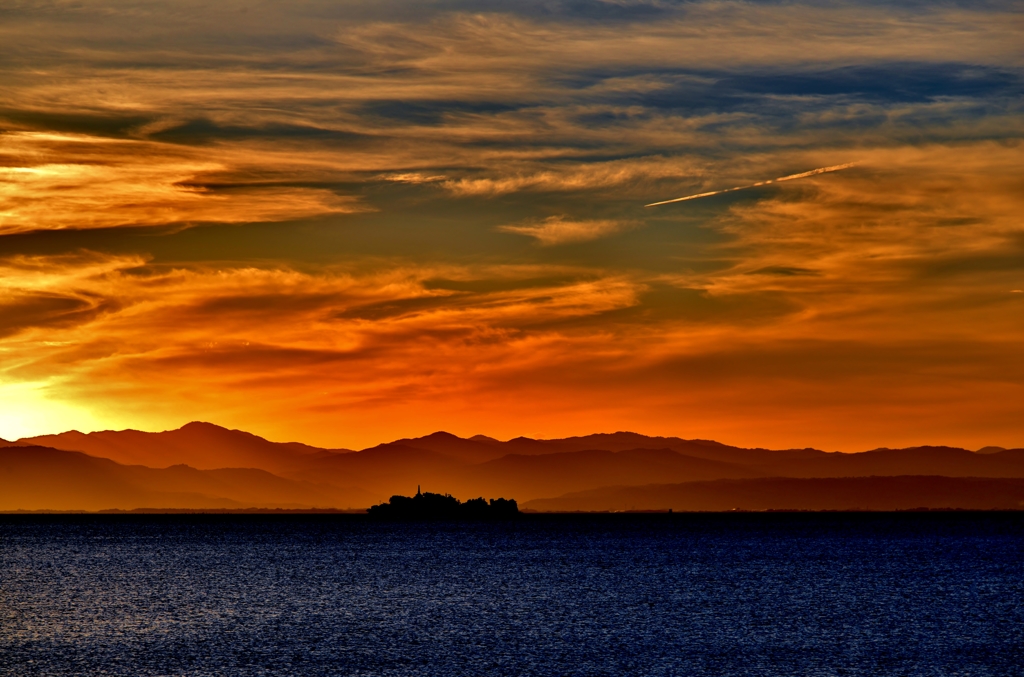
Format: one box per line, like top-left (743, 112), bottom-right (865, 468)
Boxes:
top-left (1, 513), bottom-right (1022, 676)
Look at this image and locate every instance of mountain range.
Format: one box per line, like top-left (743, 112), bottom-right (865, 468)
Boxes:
top-left (2, 422), bottom-right (1023, 511)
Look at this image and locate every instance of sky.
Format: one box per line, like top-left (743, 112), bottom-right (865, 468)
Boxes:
top-left (1, 0), bottom-right (1022, 450)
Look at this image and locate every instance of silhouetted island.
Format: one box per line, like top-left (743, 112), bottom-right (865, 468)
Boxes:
top-left (368, 487), bottom-right (518, 518)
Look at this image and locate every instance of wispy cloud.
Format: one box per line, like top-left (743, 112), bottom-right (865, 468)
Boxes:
top-left (695, 143), bottom-right (1024, 319)
top-left (498, 216), bottom-right (639, 245)
top-left (0, 132), bottom-right (365, 234)
top-left (381, 172), bottom-right (447, 184)
top-left (443, 156), bottom-right (707, 197)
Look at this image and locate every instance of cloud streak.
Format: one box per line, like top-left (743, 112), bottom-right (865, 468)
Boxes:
top-left (645, 163), bottom-right (859, 207)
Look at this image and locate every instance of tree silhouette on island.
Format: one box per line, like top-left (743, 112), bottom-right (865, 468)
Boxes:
top-left (368, 486), bottom-right (518, 518)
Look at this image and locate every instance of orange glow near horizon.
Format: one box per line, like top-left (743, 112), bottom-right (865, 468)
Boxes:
top-left (1, 1), bottom-right (1022, 455)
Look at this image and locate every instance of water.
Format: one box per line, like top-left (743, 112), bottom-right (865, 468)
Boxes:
top-left (1, 513), bottom-right (1022, 676)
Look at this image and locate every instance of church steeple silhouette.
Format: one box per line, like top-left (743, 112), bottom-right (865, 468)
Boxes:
top-left (416, 485), bottom-right (421, 497)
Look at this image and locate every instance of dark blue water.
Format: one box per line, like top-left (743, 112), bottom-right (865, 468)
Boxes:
top-left (1, 514), bottom-right (1022, 676)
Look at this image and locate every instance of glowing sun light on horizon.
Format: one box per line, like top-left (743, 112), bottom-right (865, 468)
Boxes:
top-left (0, 381), bottom-right (106, 440)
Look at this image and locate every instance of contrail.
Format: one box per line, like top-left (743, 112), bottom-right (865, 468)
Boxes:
top-left (645, 162), bottom-right (858, 208)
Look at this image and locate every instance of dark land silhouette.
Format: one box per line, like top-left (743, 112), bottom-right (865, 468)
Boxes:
top-left (367, 489), bottom-right (519, 518)
top-left (3, 423), bottom-right (1024, 511)
top-left (522, 476), bottom-right (1024, 512)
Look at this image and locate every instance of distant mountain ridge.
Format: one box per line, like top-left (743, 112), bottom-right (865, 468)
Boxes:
top-left (12, 421), bottom-right (354, 473)
top-left (3, 423), bottom-right (1024, 511)
top-left (0, 445), bottom-right (375, 511)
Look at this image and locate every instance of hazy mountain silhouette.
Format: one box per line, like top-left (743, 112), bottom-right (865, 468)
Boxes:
top-left (751, 446), bottom-right (1024, 479)
top-left (287, 444), bottom-right (467, 501)
top-left (15, 421), bottom-right (353, 473)
top-left (451, 448), bottom-right (762, 502)
top-left (523, 477), bottom-right (1024, 512)
top-left (284, 446), bottom-right (761, 502)
top-left (385, 432), bottom-right (510, 463)
top-left (491, 432), bottom-right (739, 456)
top-left (978, 447), bottom-right (1024, 455)
top-left (5, 423), bottom-right (1024, 511)
top-left (0, 445), bottom-right (374, 511)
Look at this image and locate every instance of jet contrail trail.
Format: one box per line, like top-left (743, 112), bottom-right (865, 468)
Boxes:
top-left (645, 162), bottom-right (858, 208)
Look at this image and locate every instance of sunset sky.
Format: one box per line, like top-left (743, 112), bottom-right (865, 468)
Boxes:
top-left (1, 0), bottom-right (1021, 451)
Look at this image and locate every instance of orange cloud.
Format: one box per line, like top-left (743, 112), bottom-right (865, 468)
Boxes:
top-left (498, 216), bottom-right (640, 245)
top-left (3, 133), bottom-right (1023, 453)
top-left (0, 132), bottom-right (363, 234)
top-left (0, 253), bottom-right (650, 444)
